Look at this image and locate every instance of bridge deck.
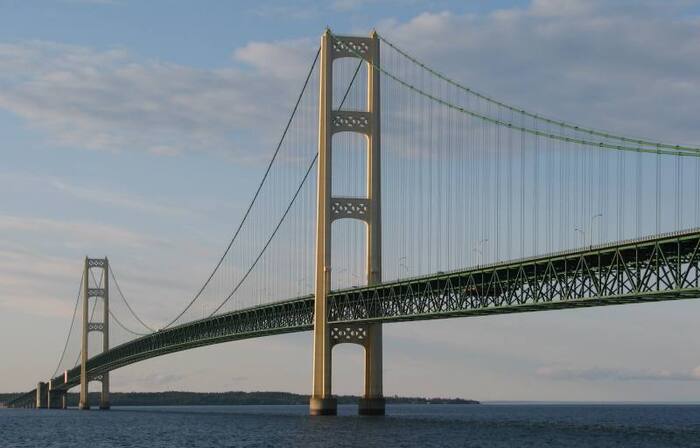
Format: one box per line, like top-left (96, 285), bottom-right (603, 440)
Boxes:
top-left (9, 229), bottom-right (700, 407)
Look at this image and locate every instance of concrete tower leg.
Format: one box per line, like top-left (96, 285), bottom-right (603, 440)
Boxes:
top-left (310, 29), bottom-right (337, 417)
top-left (79, 258), bottom-right (90, 410)
top-left (99, 259), bottom-right (110, 410)
top-left (359, 324), bottom-right (385, 415)
top-left (358, 30), bottom-right (385, 417)
top-left (99, 373), bottom-right (110, 410)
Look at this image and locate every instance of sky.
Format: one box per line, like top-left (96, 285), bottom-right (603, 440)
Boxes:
top-left (2, 0), bottom-right (700, 402)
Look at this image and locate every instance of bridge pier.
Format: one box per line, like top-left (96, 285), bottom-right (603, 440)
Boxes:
top-left (309, 396), bottom-right (338, 416)
top-left (358, 323), bottom-right (385, 415)
top-left (99, 373), bottom-right (110, 410)
top-left (36, 382), bottom-right (48, 409)
top-left (47, 381), bottom-right (66, 409)
top-left (310, 30), bottom-right (384, 416)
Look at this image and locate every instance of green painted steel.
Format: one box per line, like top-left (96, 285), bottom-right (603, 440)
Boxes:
top-left (8, 229), bottom-right (700, 408)
top-left (329, 228), bottom-right (700, 323)
top-left (7, 390), bottom-right (36, 408)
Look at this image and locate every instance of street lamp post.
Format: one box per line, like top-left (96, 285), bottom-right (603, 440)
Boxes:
top-left (590, 213), bottom-right (603, 246)
top-left (575, 213), bottom-right (604, 247)
top-left (472, 238), bottom-right (488, 266)
top-left (399, 256), bottom-right (409, 278)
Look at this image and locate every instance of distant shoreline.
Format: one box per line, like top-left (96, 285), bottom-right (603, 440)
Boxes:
top-left (0, 391), bottom-right (479, 407)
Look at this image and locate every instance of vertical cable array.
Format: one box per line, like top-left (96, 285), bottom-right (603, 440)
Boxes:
top-left (203, 51), bottom-right (367, 316)
top-left (375, 35), bottom-right (700, 283)
top-left (50, 271), bottom-right (83, 378)
top-left (155, 49), bottom-right (323, 324)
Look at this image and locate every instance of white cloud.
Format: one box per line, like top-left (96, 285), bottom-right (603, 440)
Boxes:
top-left (378, 1), bottom-right (700, 144)
top-left (4, 0), bottom-right (696, 161)
top-left (0, 39), bottom-right (316, 157)
top-left (48, 178), bottom-right (191, 217)
top-left (537, 365), bottom-right (700, 381)
top-left (60, 0), bottom-right (121, 4)
top-left (0, 292), bottom-right (76, 319)
top-left (332, 0), bottom-right (373, 12)
top-left (0, 248), bottom-right (82, 318)
top-left (0, 172), bottom-right (200, 221)
top-left (148, 145), bottom-right (181, 157)
top-left (234, 38), bottom-right (315, 81)
top-left (529, 0), bottom-right (596, 17)
top-left (250, 4), bottom-right (319, 20)
top-left (0, 215), bottom-right (165, 249)
top-left (111, 371), bottom-right (192, 390)
top-left (0, 223), bottom-right (214, 325)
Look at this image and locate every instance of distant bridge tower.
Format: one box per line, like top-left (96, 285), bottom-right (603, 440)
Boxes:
top-left (310, 29), bottom-right (384, 416)
top-left (79, 257), bottom-right (110, 410)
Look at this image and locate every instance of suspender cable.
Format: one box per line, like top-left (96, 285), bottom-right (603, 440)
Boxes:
top-left (335, 32), bottom-right (700, 158)
top-left (161, 47), bottom-right (321, 329)
top-left (378, 33), bottom-right (700, 155)
top-left (208, 55), bottom-right (364, 316)
top-left (109, 265), bottom-right (155, 333)
top-left (50, 270), bottom-right (84, 378)
top-left (89, 269), bottom-right (148, 337)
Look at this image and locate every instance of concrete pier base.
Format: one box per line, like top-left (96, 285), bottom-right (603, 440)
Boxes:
top-left (35, 382), bottom-right (48, 409)
top-left (99, 372), bottom-right (110, 410)
top-left (47, 380), bottom-right (66, 410)
top-left (47, 391), bottom-right (65, 409)
top-left (309, 397), bottom-right (337, 416)
top-left (361, 323), bottom-right (383, 416)
top-left (358, 397), bottom-right (385, 416)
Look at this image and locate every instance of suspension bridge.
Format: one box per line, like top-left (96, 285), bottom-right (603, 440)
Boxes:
top-left (7, 29), bottom-right (700, 415)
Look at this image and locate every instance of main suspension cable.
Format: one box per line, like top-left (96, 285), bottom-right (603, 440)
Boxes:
top-left (378, 33), bottom-right (700, 154)
top-left (73, 270), bottom-right (101, 368)
top-left (331, 32), bottom-right (700, 158)
top-left (208, 57), bottom-right (364, 316)
top-left (108, 264), bottom-right (155, 333)
top-left (50, 270), bottom-right (83, 379)
top-left (89, 269), bottom-right (147, 337)
top-left (161, 47), bottom-right (321, 329)
top-left (109, 309), bottom-right (149, 337)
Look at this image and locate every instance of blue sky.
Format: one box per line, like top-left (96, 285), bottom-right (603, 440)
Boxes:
top-left (2, 0), bottom-right (700, 401)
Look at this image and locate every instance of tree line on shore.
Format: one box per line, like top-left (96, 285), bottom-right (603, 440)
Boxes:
top-left (0, 391), bottom-right (478, 407)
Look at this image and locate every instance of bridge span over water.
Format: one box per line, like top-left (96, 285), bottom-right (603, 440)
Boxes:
top-left (8, 30), bottom-right (700, 414)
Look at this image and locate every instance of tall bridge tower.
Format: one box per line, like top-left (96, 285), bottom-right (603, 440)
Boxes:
top-left (79, 257), bottom-right (110, 410)
top-left (310, 29), bottom-right (384, 416)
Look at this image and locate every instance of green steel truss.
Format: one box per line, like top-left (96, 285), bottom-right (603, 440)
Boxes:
top-left (329, 229), bottom-right (700, 322)
top-left (6, 390), bottom-right (36, 408)
top-left (8, 229), bottom-right (700, 408)
top-left (48, 298), bottom-right (316, 394)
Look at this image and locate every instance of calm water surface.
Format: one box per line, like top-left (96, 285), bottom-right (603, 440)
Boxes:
top-left (2, 404), bottom-right (700, 447)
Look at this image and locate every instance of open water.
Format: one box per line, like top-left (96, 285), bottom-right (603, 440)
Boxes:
top-left (1, 404), bottom-right (700, 447)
